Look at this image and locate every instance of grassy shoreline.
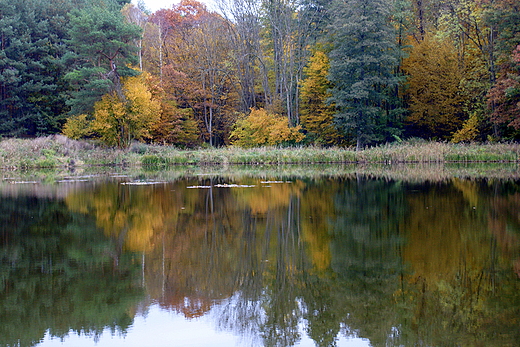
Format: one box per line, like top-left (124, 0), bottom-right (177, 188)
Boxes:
top-left (1, 135), bottom-right (520, 169)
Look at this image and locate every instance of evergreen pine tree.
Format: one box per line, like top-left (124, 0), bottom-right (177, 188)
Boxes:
top-left (65, 5), bottom-right (142, 115)
top-left (328, 0), bottom-right (402, 150)
top-left (0, 0), bottom-right (72, 136)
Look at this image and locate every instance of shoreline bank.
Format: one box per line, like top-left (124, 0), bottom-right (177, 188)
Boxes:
top-left (1, 136), bottom-right (520, 170)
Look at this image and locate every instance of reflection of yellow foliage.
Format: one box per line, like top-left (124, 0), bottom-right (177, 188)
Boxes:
top-left (403, 191), bottom-right (489, 283)
top-left (232, 180), bottom-right (305, 215)
top-left (302, 224), bottom-right (331, 271)
top-left (231, 179), bottom-right (333, 272)
top-left (300, 184), bottom-right (337, 271)
top-left (65, 183), bottom-right (187, 253)
top-left (64, 177), bottom-right (337, 313)
top-left (452, 178), bottom-right (480, 208)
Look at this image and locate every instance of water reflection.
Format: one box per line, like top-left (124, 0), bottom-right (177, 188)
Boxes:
top-left (0, 195), bottom-right (143, 347)
top-left (1, 170), bottom-right (520, 346)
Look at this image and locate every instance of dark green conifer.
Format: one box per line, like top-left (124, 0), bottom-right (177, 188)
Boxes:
top-left (328, 0), bottom-right (402, 149)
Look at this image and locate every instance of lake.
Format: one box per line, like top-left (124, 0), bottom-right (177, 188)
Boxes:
top-left (1, 164), bottom-right (520, 346)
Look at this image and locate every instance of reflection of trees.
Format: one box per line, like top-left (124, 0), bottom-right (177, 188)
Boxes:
top-left (127, 178), bottom-right (316, 345)
top-left (326, 177), bottom-right (406, 347)
top-left (397, 179), bottom-right (520, 346)
top-left (144, 176), bottom-right (409, 347)
top-left (50, 175), bottom-right (520, 347)
top-left (146, 184), bottom-right (241, 318)
top-left (146, 180), bottom-right (311, 346)
top-left (479, 180), bottom-right (520, 344)
top-left (65, 182), bottom-right (188, 254)
top-left (259, 196), bottom-right (307, 347)
top-left (0, 196), bottom-right (143, 347)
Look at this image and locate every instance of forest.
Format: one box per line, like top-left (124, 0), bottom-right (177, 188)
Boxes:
top-left (0, 0), bottom-right (519, 149)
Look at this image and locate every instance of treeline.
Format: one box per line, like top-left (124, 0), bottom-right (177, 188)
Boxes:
top-left (0, 0), bottom-right (519, 148)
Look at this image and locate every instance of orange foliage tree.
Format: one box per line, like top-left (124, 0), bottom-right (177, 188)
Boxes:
top-left (149, 1), bottom-right (239, 146)
top-left (487, 45), bottom-right (520, 136)
top-left (144, 73), bottom-right (199, 147)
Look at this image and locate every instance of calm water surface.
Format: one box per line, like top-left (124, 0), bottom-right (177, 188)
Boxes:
top-left (1, 168), bottom-right (520, 346)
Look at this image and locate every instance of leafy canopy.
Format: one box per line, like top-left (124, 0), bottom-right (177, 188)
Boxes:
top-left (230, 108), bottom-right (304, 148)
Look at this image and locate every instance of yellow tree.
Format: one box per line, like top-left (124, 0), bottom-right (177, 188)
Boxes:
top-left (230, 108), bottom-right (304, 147)
top-left (451, 112), bottom-right (479, 143)
top-left (402, 34), bottom-right (466, 139)
top-left (435, 0), bottom-right (495, 140)
top-left (299, 49), bottom-right (343, 146)
top-left (92, 73), bottom-right (161, 148)
top-left (62, 114), bottom-right (94, 140)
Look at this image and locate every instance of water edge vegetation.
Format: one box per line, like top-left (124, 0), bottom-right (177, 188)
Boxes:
top-left (1, 136), bottom-right (520, 172)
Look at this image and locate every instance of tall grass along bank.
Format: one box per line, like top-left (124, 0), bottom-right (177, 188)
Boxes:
top-left (1, 136), bottom-right (520, 169)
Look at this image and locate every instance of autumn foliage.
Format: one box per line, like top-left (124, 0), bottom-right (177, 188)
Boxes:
top-left (487, 45), bottom-right (520, 135)
top-left (230, 108), bottom-right (304, 147)
top-left (47, 0), bottom-right (520, 146)
top-left (300, 49), bottom-right (343, 145)
top-left (91, 74), bottom-right (160, 148)
top-left (402, 35), bottom-right (466, 139)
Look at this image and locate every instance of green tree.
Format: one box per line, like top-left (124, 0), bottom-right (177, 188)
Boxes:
top-left (484, 0), bottom-right (520, 66)
top-left (65, 4), bottom-right (142, 115)
top-left (0, 0), bottom-right (72, 136)
top-left (328, 0), bottom-right (402, 150)
top-left (262, 0), bottom-right (326, 125)
top-left (485, 0), bottom-right (520, 139)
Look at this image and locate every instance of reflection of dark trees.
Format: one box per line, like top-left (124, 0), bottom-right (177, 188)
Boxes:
top-left (0, 197), bottom-right (143, 347)
top-left (259, 196), bottom-right (307, 347)
top-left (327, 177), bottom-right (406, 347)
top-left (485, 181), bottom-right (520, 344)
top-left (472, 180), bottom-right (520, 345)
